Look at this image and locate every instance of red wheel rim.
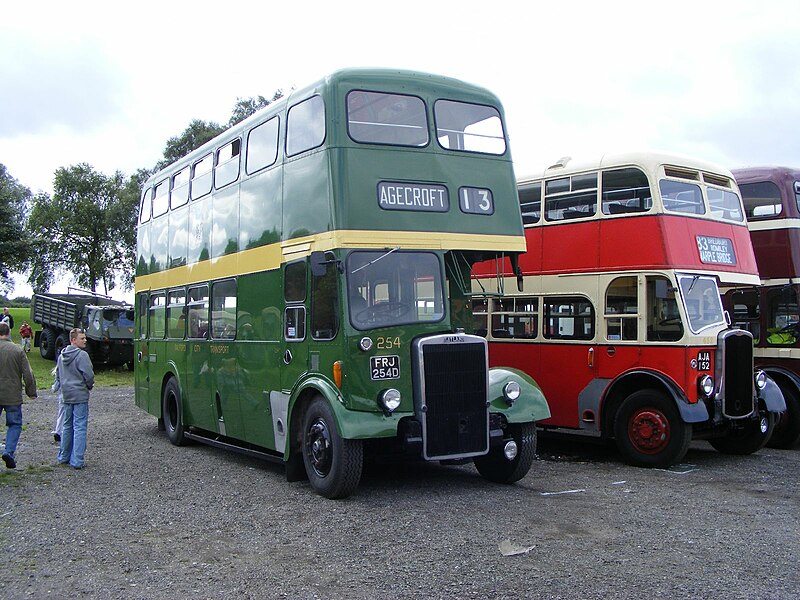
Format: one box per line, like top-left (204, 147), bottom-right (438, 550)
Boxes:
top-left (628, 409), bottom-right (670, 454)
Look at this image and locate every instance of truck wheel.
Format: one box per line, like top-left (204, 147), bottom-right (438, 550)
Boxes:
top-left (301, 396), bottom-right (362, 499)
top-left (162, 378), bottom-right (187, 446)
top-left (40, 328), bottom-right (56, 359)
top-left (474, 422), bottom-right (537, 484)
top-left (55, 333), bottom-right (69, 357)
top-left (614, 389), bottom-right (691, 468)
top-left (767, 382), bottom-right (800, 449)
top-left (709, 411), bottom-right (775, 455)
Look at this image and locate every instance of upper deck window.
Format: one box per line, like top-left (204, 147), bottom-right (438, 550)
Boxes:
top-left (215, 139), bottom-right (241, 189)
top-left (707, 187), bottom-right (744, 222)
top-left (171, 168), bottom-right (190, 209)
top-left (601, 168), bottom-right (652, 215)
top-left (518, 182), bottom-right (541, 225)
top-left (139, 188), bottom-right (152, 224)
top-left (660, 179), bottom-right (705, 215)
top-left (739, 181), bottom-right (782, 219)
top-left (152, 180), bottom-right (169, 218)
top-left (434, 100), bottom-right (505, 155)
top-left (246, 117), bottom-right (279, 174)
top-left (544, 173), bottom-right (598, 221)
top-left (191, 154), bottom-right (213, 200)
top-left (286, 95), bottom-right (325, 157)
top-left (794, 181), bottom-right (800, 214)
top-left (347, 91), bottom-right (428, 147)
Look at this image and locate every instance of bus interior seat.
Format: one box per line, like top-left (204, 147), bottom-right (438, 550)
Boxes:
top-left (607, 203), bottom-right (643, 214)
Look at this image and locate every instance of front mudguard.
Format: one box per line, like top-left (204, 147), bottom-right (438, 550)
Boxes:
top-left (489, 367), bottom-right (550, 423)
top-left (758, 375), bottom-right (787, 413)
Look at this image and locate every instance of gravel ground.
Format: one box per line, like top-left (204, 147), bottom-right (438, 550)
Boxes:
top-left (1, 385), bottom-right (799, 600)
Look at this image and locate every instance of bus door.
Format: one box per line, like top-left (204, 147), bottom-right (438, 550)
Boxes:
top-left (539, 296), bottom-right (597, 428)
top-left (134, 293), bottom-right (150, 412)
top-left (236, 275), bottom-right (282, 450)
top-left (185, 285), bottom-right (216, 432)
top-left (208, 279), bottom-right (244, 439)
top-left (146, 292), bottom-right (167, 415)
top-left (280, 260), bottom-right (311, 431)
top-left (597, 275), bottom-right (643, 379)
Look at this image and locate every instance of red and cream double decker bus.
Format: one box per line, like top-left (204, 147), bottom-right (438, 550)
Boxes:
top-left (722, 166), bottom-right (800, 448)
top-left (472, 151), bottom-right (786, 467)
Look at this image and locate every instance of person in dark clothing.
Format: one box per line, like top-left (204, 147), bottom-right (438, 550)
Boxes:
top-left (0, 322), bottom-right (37, 469)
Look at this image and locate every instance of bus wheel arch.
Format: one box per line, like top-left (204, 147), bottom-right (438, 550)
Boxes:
top-left (300, 394), bottom-right (363, 499)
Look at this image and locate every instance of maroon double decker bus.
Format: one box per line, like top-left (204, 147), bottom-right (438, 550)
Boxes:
top-left (724, 167), bottom-right (800, 448)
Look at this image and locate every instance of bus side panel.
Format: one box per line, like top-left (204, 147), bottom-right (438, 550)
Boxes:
top-left (750, 228), bottom-right (800, 280)
top-left (488, 341), bottom-right (589, 429)
top-left (239, 168), bottom-right (282, 252)
top-left (540, 220), bottom-right (600, 275)
top-left (282, 151), bottom-right (333, 240)
top-left (210, 340), bottom-right (245, 439)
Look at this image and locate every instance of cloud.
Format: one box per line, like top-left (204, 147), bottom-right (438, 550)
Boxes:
top-left (0, 31), bottom-right (127, 137)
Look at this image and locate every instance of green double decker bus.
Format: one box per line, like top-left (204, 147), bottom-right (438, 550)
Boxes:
top-left (134, 68), bottom-right (550, 498)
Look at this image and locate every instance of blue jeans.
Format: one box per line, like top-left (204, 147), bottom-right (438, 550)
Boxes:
top-left (1, 404), bottom-right (22, 459)
top-left (58, 402), bottom-right (89, 468)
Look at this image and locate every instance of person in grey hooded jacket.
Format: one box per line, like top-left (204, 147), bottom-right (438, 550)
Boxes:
top-left (55, 328), bottom-right (95, 469)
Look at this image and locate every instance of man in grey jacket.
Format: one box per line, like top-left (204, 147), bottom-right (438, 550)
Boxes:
top-left (0, 322), bottom-right (37, 469)
top-left (55, 328), bottom-right (95, 469)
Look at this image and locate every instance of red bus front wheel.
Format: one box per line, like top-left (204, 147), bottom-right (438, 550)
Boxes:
top-left (613, 389), bottom-right (691, 468)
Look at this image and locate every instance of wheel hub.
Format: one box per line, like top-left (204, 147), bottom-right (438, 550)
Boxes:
top-left (629, 409), bottom-right (670, 453)
top-left (307, 419), bottom-right (332, 477)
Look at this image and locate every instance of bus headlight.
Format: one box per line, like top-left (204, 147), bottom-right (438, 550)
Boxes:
top-left (698, 375), bottom-right (714, 398)
top-left (378, 388), bottom-right (401, 414)
top-left (503, 381), bottom-right (521, 405)
top-left (359, 337), bottom-right (373, 352)
top-left (754, 370), bottom-right (767, 390)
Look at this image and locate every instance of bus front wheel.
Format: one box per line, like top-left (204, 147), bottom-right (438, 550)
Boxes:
top-left (301, 396), bottom-right (363, 499)
top-left (162, 378), bottom-right (187, 446)
top-left (614, 390), bottom-right (691, 468)
top-left (473, 422), bottom-right (537, 484)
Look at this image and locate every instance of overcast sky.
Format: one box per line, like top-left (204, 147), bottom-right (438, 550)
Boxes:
top-left (2, 0), bottom-right (799, 297)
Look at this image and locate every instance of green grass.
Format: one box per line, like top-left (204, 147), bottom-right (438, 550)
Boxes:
top-left (5, 306), bottom-right (133, 388)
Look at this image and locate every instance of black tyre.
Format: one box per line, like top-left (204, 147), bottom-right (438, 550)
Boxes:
top-left (54, 332), bottom-right (69, 357)
top-left (709, 412), bottom-right (775, 455)
top-left (474, 422), bottom-right (537, 484)
top-left (614, 389), bottom-right (692, 468)
top-left (301, 396), bottom-right (362, 499)
top-left (40, 327), bottom-right (56, 359)
top-left (162, 378), bottom-right (187, 446)
top-left (767, 382), bottom-right (800, 449)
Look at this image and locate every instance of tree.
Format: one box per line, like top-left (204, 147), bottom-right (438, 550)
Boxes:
top-left (228, 91), bottom-right (284, 127)
top-left (156, 119), bottom-right (225, 171)
top-left (0, 164), bottom-right (33, 293)
top-left (26, 164), bottom-right (128, 294)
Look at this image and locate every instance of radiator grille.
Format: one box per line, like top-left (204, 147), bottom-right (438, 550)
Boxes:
top-left (722, 332), bottom-right (754, 418)
top-left (416, 338), bottom-right (488, 459)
